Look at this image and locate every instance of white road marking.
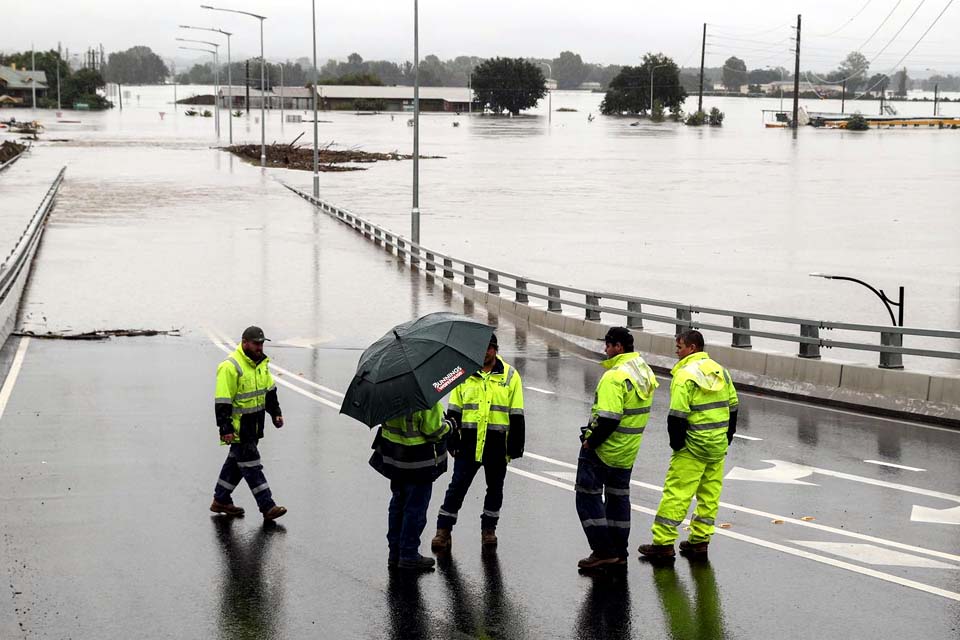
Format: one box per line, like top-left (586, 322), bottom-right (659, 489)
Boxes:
top-left (727, 460), bottom-right (960, 503)
top-left (523, 451), bottom-right (960, 564)
top-left (864, 459), bottom-right (925, 472)
top-left (911, 505), bottom-right (960, 526)
top-left (0, 337), bottom-right (30, 422)
top-left (733, 434), bottom-right (762, 441)
top-left (790, 542), bottom-right (958, 569)
top-left (725, 460), bottom-right (819, 485)
top-left (274, 336), bottom-right (333, 349)
top-left (508, 465), bottom-right (960, 602)
top-left (525, 386), bottom-right (555, 395)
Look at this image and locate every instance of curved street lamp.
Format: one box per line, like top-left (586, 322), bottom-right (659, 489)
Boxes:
top-left (809, 273), bottom-right (904, 326)
top-left (538, 61), bottom-right (552, 126)
top-left (178, 45), bottom-right (220, 138)
top-left (180, 25), bottom-right (233, 143)
top-left (176, 37), bottom-right (221, 139)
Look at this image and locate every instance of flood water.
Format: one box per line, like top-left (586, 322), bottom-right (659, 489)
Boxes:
top-left (5, 84), bottom-right (959, 372)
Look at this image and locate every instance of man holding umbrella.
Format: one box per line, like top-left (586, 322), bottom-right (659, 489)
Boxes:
top-left (341, 312), bottom-right (494, 573)
top-left (430, 333), bottom-right (525, 552)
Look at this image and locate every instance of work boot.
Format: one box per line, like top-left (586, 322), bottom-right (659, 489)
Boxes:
top-left (397, 555), bottom-right (436, 572)
top-left (679, 540), bottom-right (709, 557)
top-left (481, 529), bottom-right (498, 547)
top-left (577, 553), bottom-right (619, 570)
top-left (263, 505), bottom-right (287, 521)
top-left (638, 544), bottom-right (676, 560)
top-left (431, 528), bottom-right (452, 553)
top-left (210, 500), bottom-right (245, 516)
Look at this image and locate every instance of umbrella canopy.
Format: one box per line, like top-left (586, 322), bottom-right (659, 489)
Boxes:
top-left (340, 312), bottom-right (493, 427)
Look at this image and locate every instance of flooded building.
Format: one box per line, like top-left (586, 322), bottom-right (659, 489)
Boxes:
top-left (218, 84), bottom-right (473, 112)
top-left (0, 65), bottom-right (48, 107)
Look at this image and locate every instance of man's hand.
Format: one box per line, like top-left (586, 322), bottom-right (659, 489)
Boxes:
top-left (581, 441), bottom-right (590, 450)
top-left (273, 415), bottom-right (284, 429)
top-left (222, 433), bottom-right (235, 444)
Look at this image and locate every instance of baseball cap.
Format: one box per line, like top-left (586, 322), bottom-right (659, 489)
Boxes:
top-left (489, 333), bottom-right (498, 349)
top-left (241, 326), bottom-right (270, 343)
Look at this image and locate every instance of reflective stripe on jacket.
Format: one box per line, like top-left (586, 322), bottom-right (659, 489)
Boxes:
top-left (370, 402), bottom-right (451, 483)
top-left (215, 345), bottom-right (276, 444)
top-left (669, 352), bottom-right (739, 461)
top-left (587, 351), bottom-right (658, 469)
top-left (447, 356), bottom-right (524, 462)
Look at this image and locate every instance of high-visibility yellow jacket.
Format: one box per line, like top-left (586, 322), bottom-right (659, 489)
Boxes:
top-left (214, 345), bottom-right (280, 444)
top-left (585, 351), bottom-right (658, 469)
top-left (447, 356), bottom-right (525, 462)
top-left (668, 352), bottom-right (739, 461)
top-left (370, 402), bottom-right (451, 483)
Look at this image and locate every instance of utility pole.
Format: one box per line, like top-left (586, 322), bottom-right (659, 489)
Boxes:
top-left (57, 42), bottom-right (62, 110)
top-left (697, 23), bottom-right (706, 114)
top-left (879, 85), bottom-right (885, 115)
top-left (245, 60), bottom-right (250, 114)
top-left (841, 79), bottom-right (846, 114)
top-left (792, 14), bottom-right (801, 129)
top-left (31, 44), bottom-right (36, 111)
top-left (933, 83), bottom-right (938, 116)
top-left (118, 83), bottom-right (123, 109)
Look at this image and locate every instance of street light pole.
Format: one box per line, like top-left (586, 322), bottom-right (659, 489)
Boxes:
top-left (176, 37), bottom-right (221, 139)
top-left (179, 25), bottom-right (233, 143)
top-left (178, 45), bottom-right (220, 138)
top-left (412, 0), bottom-right (420, 245)
top-left (809, 273), bottom-right (904, 326)
top-left (202, 4), bottom-right (267, 166)
top-left (649, 62), bottom-right (669, 116)
top-left (538, 61), bottom-right (552, 126)
top-left (311, 0), bottom-right (320, 198)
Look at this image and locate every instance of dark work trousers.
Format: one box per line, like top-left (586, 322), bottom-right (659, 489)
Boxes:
top-left (436, 455), bottom-right (507, 531)
top-left (213, 442), bottom-right (276, 514)
top-left (388, 480), bottom-right (433, 561)
top-left (575, 447), bottom-right (633, 559)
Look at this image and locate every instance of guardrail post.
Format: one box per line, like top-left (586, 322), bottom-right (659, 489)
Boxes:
top-left (799, 323), bottom-right (821, 359)
top-left (879, 332), bottom-right (904, 369)
top-left (373, 228), bottom-right (382, 247)
top-left (585, 294), bottom-right (601, 321)
top-left (548, 287), bottom-right (562, 313)
top-left (410, 246), bottom-right (420, 267)
top-left (515, 279), bottom-right (529, 303)
top-left (384, 233), bottom-right (393, 253)
top-left (488, 272), bottom-right (500, 294)
top-left (425, 252), bottom-right (436, 272)
top-left (627, 301), bottom-right (643, 329)
top-left (397, 238), bottom-right (406, 258)
top-left (443, 258), bottom-right (454, 279)
top-left (464, 265), bottom-right (475, 287)
top-left (732, 316), bottom-right (752, 349)
top-left (675, 308), bottom-right (692, 336)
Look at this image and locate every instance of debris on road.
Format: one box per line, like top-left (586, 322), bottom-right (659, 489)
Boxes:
top-left (0, 140), bottom-right (27, 162)
top-left (224, 141), bottom-right (444, 172)
top-left (16, 329), bottom-right (181, 341)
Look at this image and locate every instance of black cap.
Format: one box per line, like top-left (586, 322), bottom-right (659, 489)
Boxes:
top-left (488, 333), bottom-right (498, 349)
top-left (604, 326), bottom-right (632, 346)
top-left (242, 326), bottom-right (270, 343)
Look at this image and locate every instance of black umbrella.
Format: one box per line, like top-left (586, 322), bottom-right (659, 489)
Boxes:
top-left (340, 312), bottom-right (494, 427)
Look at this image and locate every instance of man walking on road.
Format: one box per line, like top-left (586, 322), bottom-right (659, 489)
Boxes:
top-left (639, 329), bottom-right (739, 560)
top-left (210, 326), bottom-right (287, 521)
top-left (576, 327), bottom-right (658, 570)
top-left (370, 403), bottom-right (452, 572)
top-left (431, 333), bottom-right (525, 552)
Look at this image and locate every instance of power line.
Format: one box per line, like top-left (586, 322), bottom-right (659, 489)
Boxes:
top-left (815, 0), bottom-right (875, 36)
top-left (858, 0), bottom-right (905, 51)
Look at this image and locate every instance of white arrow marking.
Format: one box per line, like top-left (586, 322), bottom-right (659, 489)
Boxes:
top-left (725, 460), bottom-right (819, 485)
top-left (525, 386), bottom-right (555, 395)
top-left (790, 541), bottom-right (958, 569)
top-left (864, 460), bottom-right (925, 472)
top-left (911, 505), bottom-right (960, 525)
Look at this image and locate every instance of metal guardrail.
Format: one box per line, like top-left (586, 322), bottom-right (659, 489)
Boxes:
top-left (285, 184), bottom-right (960, 370)
top-left (0, 167), bottom-right (66, 305)
top-left (0, 149), bottom-right (25, 173)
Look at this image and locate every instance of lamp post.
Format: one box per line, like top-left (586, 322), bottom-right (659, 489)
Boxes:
top-left (766, 66), bottom-right (784, 112)
top-left (538, 61), bottom-right (552, 126)
top-left (311, 0), bottom-right (319, 197)
top-left (809, 273), bottom-right (904, 326)
top-left (202, 4), bottom-right (267, 167)
top-left (649, 62), bottom-right (670, 116)
top-left (180, 25), bottom-right (233, 143)
top-left (176, 37), bottom-right (220, 139)
top-left (178, 45), bottom-right (220, 138)
top-left (412, 0), bottom-right (420, 245)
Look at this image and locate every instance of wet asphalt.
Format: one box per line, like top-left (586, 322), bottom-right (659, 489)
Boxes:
top-left (0, 143), bottom-right (958, 639)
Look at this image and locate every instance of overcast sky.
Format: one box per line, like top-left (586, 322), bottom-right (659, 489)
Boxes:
top-left (7, 1), bottom-right (960, 73)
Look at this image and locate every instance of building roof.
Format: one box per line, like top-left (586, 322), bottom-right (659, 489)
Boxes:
top-left (0, 67), bottom-right (48, 90)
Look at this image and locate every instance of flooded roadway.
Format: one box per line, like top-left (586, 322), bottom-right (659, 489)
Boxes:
top-left (0, 136), bottom-right (957, 638)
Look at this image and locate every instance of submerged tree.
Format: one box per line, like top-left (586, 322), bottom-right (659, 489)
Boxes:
top-left (600, 53), bottom-right (685, 116)
top-left (470, 58), bottom-right (546, 115)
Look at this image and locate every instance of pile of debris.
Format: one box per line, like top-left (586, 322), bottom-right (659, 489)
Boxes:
top-left (225, 137), bottom-right (443, 172)
top-left (0, 140), bottom-right (26, 163)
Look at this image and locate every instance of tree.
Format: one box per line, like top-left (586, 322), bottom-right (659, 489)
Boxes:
top-left (599, 53), bottom-right (686, 116)
top-left (865, 73), bottom-right (889, 96)
top-left (104, 46), bottom-right (168, 84)
top-left (834, 51), bottom-right (869, 91)
top-left (61, 68), bottom-right (112, 109)
top-left (893, 68), bottom-right (909, 97)
top-left (0, 50), bottom-right (70, 89)
top-left (551, 51), bottom-right (587, 89)
top-left (470, 57), bottom-right (546, 115)
top-left (722, 56), bottom-right (747, 92)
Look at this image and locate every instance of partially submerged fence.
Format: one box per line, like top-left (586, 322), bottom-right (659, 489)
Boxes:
top-left (285, 185), bottom-right (960, 372)
top-left (0, 167), bottom-right (65, 346)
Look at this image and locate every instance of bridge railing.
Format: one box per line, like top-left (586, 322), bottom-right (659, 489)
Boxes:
top-left (285, 185), bottom-right (960, 370)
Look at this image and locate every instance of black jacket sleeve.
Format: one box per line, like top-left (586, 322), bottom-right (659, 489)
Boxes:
top-left (667, 415), bottom-right (689, 452)
top-left (586, 417), bottom-right (620, 449)
top-left (215, 404), bottom-right (233, 436)
top-left (265, 388), bottom-right (281, 418)
top-left (444, 410), bottom-right (461, 457)
top-left (507, 414), bottom-right (525, 459)
top-left (727, 409), bottom-right (738, 445)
